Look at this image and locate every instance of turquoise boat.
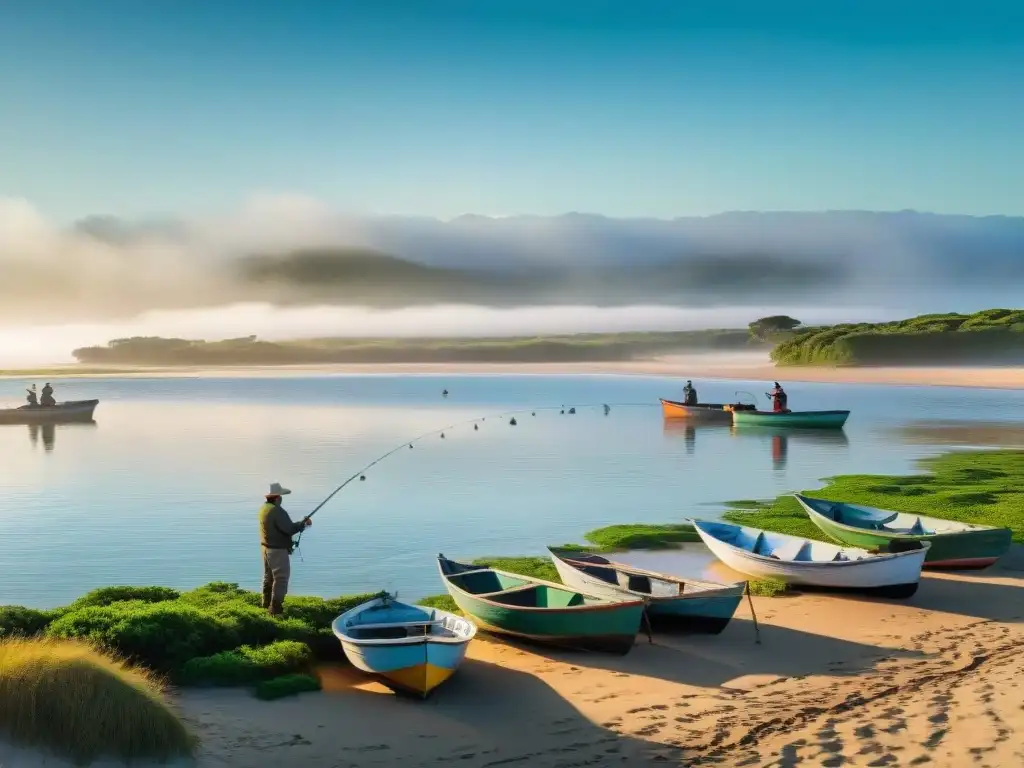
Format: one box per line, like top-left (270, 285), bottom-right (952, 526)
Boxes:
top-left (547, 547), bottom-right (744, 633)
top-left (729, 408), bottom-right (850, 429)
top-left (437, 554), bottom-right (645, 654)
top-left (332, 593), bottom-right (477, 697)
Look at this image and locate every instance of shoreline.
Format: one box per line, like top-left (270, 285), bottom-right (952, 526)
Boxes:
top-left (1, 357), bottom-right (1023, 389)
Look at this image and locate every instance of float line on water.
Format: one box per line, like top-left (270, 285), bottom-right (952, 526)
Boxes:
top-left (291, 401), bottom-right (657, 553)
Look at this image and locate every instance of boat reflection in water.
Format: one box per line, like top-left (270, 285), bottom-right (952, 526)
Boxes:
top-left (661, 419), bottom-right (729, 456)
top-left (26, 421), bottom-right (97, 453)
top-left (729, 426), bottom-right (850, 471)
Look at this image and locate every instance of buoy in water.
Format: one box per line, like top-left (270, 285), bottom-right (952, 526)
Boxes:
top-left (359, 475), bottom-right (366, 481)
top-left (568, 407), bottom-right (576, 414)
top-left (474, 424), bottom-right (479, 431)
top-left (509, 417), bottom-right (518, 426)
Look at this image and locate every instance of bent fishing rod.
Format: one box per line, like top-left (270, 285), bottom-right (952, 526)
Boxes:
top-left (291, 401), bottom-right (655, 552)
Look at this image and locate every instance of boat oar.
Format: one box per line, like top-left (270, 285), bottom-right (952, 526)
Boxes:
top-left (640, 604), bottom-right (654, 645)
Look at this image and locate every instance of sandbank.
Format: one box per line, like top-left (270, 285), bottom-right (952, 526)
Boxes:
top-left (176, 552), bottom-right (1024, 766)
top-left (1, 356), bottom-right (1023, 390)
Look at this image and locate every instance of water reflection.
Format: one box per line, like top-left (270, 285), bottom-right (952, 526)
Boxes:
top-left (661, 420), bottom-right (729, 455)
top-left (893, 420), bottom-right (1024, 448)
top-left (730, 426), bottom-right (850, 471)
top-left (25, 421), bottom-right (97, 453)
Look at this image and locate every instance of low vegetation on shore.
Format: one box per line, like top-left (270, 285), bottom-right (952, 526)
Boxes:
top-left (70, 329), bottom-right (763, 366)
top-left (0, 637), bottom-right (196, 764)
top-left (770, 307), bottom-right (1024, 366)
top-left (721, 449), bottom-right (1024, 542)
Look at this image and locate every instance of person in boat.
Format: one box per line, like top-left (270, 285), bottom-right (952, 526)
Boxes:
top-left (768, 382), bottom-right (789, 413)
top-left (26, 385), bottom-right (38, 407)
top-left (682, 380), bottom-right (698, 405)
top-left (40, 383), bottom-right (55, 407)
top-left (258, 482), bottom-right (312, 616)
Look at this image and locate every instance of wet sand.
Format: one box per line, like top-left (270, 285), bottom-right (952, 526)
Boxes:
top-left (171, 550), bottom-right (1024, 767)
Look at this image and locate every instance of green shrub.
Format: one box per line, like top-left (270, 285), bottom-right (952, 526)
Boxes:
top-left (179, 640), bottom-right (313, 686)
top-left (0, 606), bottom-right (55, 638)
top-left (255, 673), bottom-right (322, 700)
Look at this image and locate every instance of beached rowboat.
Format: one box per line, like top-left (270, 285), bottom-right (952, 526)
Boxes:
top-left (332, 593), bottom-right (477, 697)
top-left (436, 554), bottom-right (645, 654)
top-left (547, 547), bottom-right (744, 633)
top-left (690, 519), bottom-right (929, 599)
top-left (660, 399), bottom-right (755, 422)
top-left (794, 494), bottom-right (1012, 570)
top-left (0, 399), bottom-right (99, 425)
top-left (728, 408), bottom-right (850, 429)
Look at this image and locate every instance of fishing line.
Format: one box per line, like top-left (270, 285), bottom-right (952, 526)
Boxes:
top-left (291, 400), bottom-right (658, 554)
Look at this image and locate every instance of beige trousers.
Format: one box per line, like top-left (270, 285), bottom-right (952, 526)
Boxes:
top-left (261, 546), bottom-right (291, 613)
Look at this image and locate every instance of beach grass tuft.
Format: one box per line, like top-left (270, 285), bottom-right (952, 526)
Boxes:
top-left (254, 673), bottom-right (322, 700)
top-left (0, 637), bottom-right (196, 763)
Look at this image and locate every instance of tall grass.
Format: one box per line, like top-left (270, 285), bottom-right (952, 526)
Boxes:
top-left (0, 637), bottom-right (196, 763)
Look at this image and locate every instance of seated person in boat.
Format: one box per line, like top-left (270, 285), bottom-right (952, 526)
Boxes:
top-left (768, 382), bottom-right (789, 413)
top-left (26, 385), bottom-right (38, 407)
top-left (682, 380), bottom-right (698, 405)
top-left (40, 383), bottom-right (56, 406)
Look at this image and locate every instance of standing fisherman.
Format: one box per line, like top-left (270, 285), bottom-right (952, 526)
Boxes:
top-left (259, 482), bottom-right (312, 616)
top-left (767, 382), bottom-right (789, 413)
top-left (682, 380), bottom-right (698, 405)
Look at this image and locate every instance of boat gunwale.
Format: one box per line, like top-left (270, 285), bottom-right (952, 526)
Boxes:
top-left (689, 519), bottom-right (931, 568)
top-left (332, 596), bottom-right (477, 647)
top-left (794, 494), bottom-right (1007, 538)
top-left (547, 547), bottom-right (745, 597)
top-left (437, 556), bottom-right (645, 614)
top-left (733, 409), bottom-right (851, 417)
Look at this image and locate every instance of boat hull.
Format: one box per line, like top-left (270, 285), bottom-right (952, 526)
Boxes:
top-left (692, 520), bottom-right (928, 599)
top-left (0, 399), bottom-right (99, 425)
top-left (796, 496), bottom-right (1012, 570)
top-left (437, 558), bottom-right (644, 654)
top-left (548, 551), bottom-right (743, 634)
top-left (731, 409), bottom-right (849, 429)
top-left (660, 399), bottom-right (735, 422)
top-left (340, 635), bottom-right (470, 696)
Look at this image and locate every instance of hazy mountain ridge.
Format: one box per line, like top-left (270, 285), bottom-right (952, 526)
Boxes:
top-left (0, 200), bottom-right (1021, 323)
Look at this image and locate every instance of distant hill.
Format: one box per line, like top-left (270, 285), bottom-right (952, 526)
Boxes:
top-left (71, 329), bottom-right (760, 366)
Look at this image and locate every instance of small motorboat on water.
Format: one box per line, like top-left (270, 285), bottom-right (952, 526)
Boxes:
top-left (727, 407), bottom-right (850, 429)
top-left (332, 593), bottom-right (477, 697)
top-left (795, 494), bottom-right (1012, 570)
top-left (0, 399), bottom-right (99, 425)
top-left (660, 399), bottom-right (755, 422)
top-left (690, 519), bottom-right (929, 599)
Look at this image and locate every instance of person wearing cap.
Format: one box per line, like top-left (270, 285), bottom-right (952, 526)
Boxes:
top-left (258, 482), bottom-right (312, 616)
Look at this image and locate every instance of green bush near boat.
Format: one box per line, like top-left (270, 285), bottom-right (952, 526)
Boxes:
top-left (0, 582), bottom-right (377, 697)
top-left (722, 449), bottom-right (1024, 544)
top-left (254, 673), bottom-right (322, 700)
top-left (769, 308), bottom-right (1024, 366)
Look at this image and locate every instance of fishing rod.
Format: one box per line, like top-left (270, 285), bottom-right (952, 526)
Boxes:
top-left (291, 401), bottom-right (656, 553)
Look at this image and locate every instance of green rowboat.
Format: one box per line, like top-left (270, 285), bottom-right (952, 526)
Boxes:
top-left (795, 494), bottom-right (1012, 570)
top-left (730, 408), bottom-right (850, 429)
top-left (436, 554), bottom-right (645, 654)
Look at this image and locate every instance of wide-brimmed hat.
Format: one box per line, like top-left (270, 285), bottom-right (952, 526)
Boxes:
top-left (267, 482), bottom-right (292, 496)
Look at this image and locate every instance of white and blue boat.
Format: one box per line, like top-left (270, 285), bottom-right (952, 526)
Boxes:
top-left (547, 547), bottom-right (745, 634)
top-left (332, 593), bottom-right (477, 697)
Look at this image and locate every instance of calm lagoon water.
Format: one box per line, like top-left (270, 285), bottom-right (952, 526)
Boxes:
top-left (2, 373), bottom-right (1022, 608)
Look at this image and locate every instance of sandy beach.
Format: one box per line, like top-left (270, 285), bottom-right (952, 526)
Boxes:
top-left (138, 549), bottom-right (1023, 768)
top-left (4, 356), bottom-right (1023, 390)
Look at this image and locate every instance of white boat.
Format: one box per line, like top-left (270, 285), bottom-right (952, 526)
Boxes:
top-left (547, 547), bottom-right (744, 633)
top-left (690, 519), bottom-right (929, 599)
top-left (331, 593), bottom-right (477, 697)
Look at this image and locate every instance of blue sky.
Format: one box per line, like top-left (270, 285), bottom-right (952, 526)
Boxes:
top-left (1, 1), bottom-right (1022, 222)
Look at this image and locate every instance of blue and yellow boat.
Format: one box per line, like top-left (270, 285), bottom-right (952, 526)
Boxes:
top-left (332, 593), bottom-right (477, 697)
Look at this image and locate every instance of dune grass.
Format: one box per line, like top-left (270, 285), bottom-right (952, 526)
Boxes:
top-left (722, 449), bottom-right (1024, 543)
top-left (0, 637), bottom-right (196, 764)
